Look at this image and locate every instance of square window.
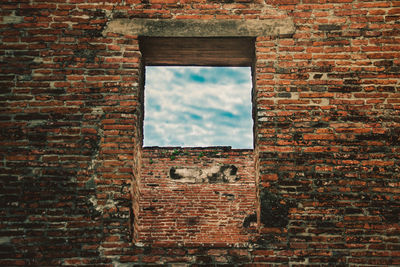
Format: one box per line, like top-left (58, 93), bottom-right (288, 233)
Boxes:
top-left (143, 66), bottom-right (253, 148)
top-left (140, 37), bottom-right (256, 149)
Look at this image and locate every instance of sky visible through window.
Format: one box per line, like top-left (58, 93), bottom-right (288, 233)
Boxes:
top-left (143, 66), bottom-right (253, 149)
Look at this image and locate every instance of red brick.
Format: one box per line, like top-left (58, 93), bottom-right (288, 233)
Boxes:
top-left (1, 1), bottom-right (399, 266)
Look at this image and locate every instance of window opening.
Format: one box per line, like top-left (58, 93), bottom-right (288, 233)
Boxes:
top-left (136, 37), bottom-right (257, 245)
top-left (143, 66), bottom-right (253, 148)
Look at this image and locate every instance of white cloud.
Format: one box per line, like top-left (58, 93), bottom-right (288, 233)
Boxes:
top-left (143, 66), bottom-right (253, 149)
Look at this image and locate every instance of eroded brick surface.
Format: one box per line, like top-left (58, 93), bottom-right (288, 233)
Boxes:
top-left (1, 0), bottom-right (400, 266)
top-left (138, 148), bottom-right (256, 246)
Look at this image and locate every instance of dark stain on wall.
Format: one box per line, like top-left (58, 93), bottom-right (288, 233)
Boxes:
top-left (169, 167), bottom-right (182, 180)
top-left (207, 164), bottom-right (238, 183)
top-left (259, 188), bottom-right (290, 228)
top-left (169, 164), bottom-right (239, 183)
top-left (243, 189), bottom-right (292, 229)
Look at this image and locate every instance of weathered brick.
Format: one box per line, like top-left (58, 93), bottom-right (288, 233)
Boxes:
top-left (1, 0), bottom-right (400, 266)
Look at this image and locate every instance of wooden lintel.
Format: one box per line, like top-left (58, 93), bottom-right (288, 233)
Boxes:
top-left (140, 37), bottom-right (255, 67)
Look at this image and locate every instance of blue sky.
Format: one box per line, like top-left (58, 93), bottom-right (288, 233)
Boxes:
top-left (143, 66), bottom-right (253, 149)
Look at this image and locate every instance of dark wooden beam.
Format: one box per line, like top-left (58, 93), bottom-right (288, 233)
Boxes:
top-left (140, 37), bottom-right (255, 67)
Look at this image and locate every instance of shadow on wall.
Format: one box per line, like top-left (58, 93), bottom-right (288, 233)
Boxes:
top-left (244, 188), bottom-right (291, 228)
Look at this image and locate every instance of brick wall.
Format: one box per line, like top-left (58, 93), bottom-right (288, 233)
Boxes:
top-left (1, 0), bottom-right (400, 266)
top-left (138, 147), bottom-right (256, 246)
